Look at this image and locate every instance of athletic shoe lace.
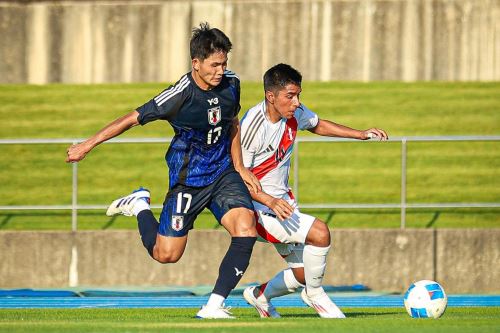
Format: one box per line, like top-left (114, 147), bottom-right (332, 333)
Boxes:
top-left (221, 305), bottom-right (233, 315)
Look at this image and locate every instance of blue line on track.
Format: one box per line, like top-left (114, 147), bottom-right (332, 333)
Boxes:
top-left (0, 295), bottom-right (499, 309)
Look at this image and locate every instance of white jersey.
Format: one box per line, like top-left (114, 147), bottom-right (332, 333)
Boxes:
top-left (240, 100), bottom-right (319, 197)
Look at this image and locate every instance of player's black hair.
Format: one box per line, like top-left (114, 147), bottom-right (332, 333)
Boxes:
top-left (263, 63), bottom-right (302, 93)
top-left (190, 22), bottom-right (232, 60)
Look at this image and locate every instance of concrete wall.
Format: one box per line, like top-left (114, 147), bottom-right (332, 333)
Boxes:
top-left (1, 229), bottom-right (499, 293)
top-left (0, 0), bottom-right (498, 83)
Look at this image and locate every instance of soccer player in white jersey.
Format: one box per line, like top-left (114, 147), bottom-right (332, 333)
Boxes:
top-left (240, 63), bottom-right (388, 318)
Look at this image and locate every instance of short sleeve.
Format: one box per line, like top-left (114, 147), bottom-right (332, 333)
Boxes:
top-left (296, 104), bottom-right (319, 130)
top-left (240, 112), bottom-right (263, 168)
top-left (224, 70), bottom-right (241, 117)
top-left (136, 75), bottom-right (190, 125)
top-left (241, 142), bottom-right (255, 168)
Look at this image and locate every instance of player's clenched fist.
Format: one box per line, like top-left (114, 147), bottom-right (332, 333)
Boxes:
top-left (66, 142), bottom-right (90, 163)
top-left (363, 128), bottom-right (389, 141)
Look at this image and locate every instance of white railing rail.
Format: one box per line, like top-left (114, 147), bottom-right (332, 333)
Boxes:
top-left (1, 136), bottom-right (499, 230)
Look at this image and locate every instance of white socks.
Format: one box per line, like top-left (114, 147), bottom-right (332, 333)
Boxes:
top-left (206, 293), bottom-right (225, 309)
top-left (261, 268), bottom-right (303, 301)
top-left (260, 245), bottom-right (331, 301)
top-left (303, 244), bottom-right (331, 297)
top-left (132, 198), bottom-right (150, 216)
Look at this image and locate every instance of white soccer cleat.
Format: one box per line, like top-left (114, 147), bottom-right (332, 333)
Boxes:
top-left (243, 286), bottom-right (281, 318)
top-left (301, 289), bottom-right (346, 319)
top-left (105, 187), bottom-right (150, 217)
top-left (195, 305), bottom-right (235, 319)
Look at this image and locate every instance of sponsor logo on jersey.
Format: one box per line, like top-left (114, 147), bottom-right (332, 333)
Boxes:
top-left (172, 215), bottom-right (184, 231)
top-left (208, 106), bottom-right (222, 125)
top-left (207, 97), bottom-right (219, 106)
top-left (275, 146), bottom-right (286, 163)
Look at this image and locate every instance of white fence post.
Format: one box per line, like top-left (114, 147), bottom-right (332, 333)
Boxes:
top-left (401, 138), bottom-right (407, 229)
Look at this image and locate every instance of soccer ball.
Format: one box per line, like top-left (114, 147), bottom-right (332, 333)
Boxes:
top-left (404, 280), bottom-right (447, 318)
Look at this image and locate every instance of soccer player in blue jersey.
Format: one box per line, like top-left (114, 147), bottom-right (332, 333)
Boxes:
top-left (66, 23), bottom-right (260, 319)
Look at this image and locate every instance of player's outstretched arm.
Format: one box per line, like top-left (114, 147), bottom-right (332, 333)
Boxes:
top-left (309, 119), bottom-right (388, 141)
top-left (66, 110), bottom-right (140, 163)
top-left (230, 117), bottom-right (262, 193)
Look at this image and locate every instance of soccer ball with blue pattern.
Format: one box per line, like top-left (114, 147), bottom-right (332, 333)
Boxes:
top-left (404, 280), bottom-right (447, 318)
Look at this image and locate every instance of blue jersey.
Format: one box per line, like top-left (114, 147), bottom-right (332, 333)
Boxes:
top-left (136, 70), bottom-right (241, 188)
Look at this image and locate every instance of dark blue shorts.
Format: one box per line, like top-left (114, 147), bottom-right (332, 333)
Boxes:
top-left (158, 166), bottom-right (254, 237)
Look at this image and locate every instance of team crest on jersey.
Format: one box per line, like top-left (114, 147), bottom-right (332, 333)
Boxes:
top-left (208, 106), bottom-right (221, 125)
top-left (171, 215), bottom-right (184, 231)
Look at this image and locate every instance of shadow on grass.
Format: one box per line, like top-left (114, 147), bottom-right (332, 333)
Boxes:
top-left (346, 311), bottom-right (401, 317)
top-left (281, 311), bottom-right (400, 319)
top-left (0, 211), bottom-right (114, 230)
top-left (425, 211), bottom-right (441, 228)
top-left (0, 210), bottom-right (221, 230)
top-left (324, 211), bottom-right (335, 225)
top-left (101, 215), bottom-right (118, 230)
top-left (304, 208), bottom-right (500, 228)
top-left (280, 313), bottom-right (321, 318)
top-left (0, 214), bottom-right (13, 228)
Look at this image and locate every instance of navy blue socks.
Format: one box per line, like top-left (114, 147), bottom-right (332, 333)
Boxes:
top-left (136, 211), bottom-right (257, 300)
top-left (212, 237), bottom-right (257, 298)
top-left (137, 210), bottom-right (159, 257)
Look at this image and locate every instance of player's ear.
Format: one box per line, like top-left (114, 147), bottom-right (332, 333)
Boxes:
top-left (265, 90), bottom-right (275, 104)
top-left (192, 58), bottom-right (200, 71)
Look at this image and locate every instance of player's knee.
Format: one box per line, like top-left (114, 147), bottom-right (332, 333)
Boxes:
top-left (292, 267), bottom-right (306, 285)
top-left (155, 254), bottom-right (180, 264)
top-left (237, 218), bottom-right (257, 237)
top-left (306, 220), bottom-right (331, 247)
top-left (225, 208), bottom-right (257, 237)
top-left (154, 249), bottom-right (182, 264)
top-left (315, 222), bottom-right (331, 247)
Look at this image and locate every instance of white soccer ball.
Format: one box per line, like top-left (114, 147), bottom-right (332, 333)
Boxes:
top-left (404, 280), bottom-right (447, 319)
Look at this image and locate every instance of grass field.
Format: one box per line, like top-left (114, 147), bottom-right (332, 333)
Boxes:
top-left (0, 82), bottom-right (499, 230)
top-left (0, 307), bottom-right (499, 333)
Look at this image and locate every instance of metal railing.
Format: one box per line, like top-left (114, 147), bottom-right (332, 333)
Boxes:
top-left (1, 136), bottom-right (499, 230)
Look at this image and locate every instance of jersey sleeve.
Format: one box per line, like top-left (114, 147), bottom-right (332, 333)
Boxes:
top-left (240, 112), bottom-right (262, 168)
top-left (224, 70), bottom-right (241, 117)
top-left (296, 104), bottom-right (319, 130)
top-left (136, 75), bottom-right (190, 125)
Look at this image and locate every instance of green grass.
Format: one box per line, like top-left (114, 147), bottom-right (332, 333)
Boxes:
top-left (0, 308), bottom-right (498, 333)
top-left (0, 82), bottom-right (499, 230)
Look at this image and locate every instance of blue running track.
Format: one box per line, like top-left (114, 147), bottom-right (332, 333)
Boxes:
top-left (0, 295), bottom-right (499, 309)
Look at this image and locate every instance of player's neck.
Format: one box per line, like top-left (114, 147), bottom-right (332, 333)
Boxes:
top-left (191, 70), bottom-right (214, 91)
top-left (265, 101), bottom-right (283, 124)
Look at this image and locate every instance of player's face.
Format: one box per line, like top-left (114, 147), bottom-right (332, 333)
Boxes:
top-left (270, 84), bottom-right (302, 119)
top-left (192, 51), bottom-right (228, 90)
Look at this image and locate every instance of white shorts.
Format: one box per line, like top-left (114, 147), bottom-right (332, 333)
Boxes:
top-left (273, 243), bottom-right (305, 268)
top-left (253, 192), bottom-right (315, 268)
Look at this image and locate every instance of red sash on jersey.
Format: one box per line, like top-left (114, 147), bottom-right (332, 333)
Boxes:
top-left (250, 117), bottom-right (297, 180)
